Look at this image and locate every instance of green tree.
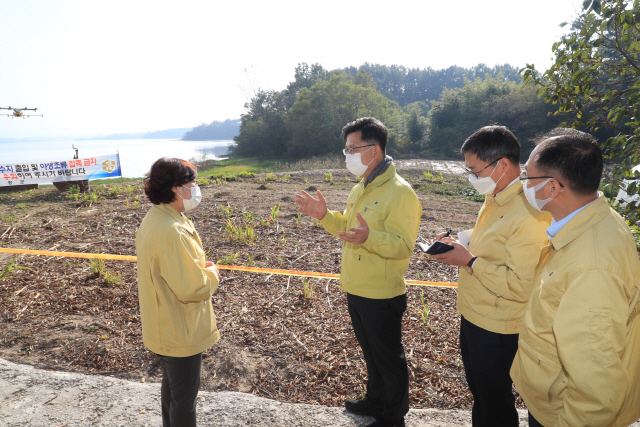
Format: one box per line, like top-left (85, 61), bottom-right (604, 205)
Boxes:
top-left (282, 63), bottom-right (329, 110)
top-left (480, 85), bottom-right (566, 158)
top-left (427, 76), bottom-right (518, 157)
top-left (406, 111), bottom-right (424, 146)
top-left (285, 73), bottom-right (391, 157)
top-left (231, 90), bottom-right (288, 157)
top-left (347, 63), bottom-right (522, 106)
top-left (522, 0), bottom-right (640, 219)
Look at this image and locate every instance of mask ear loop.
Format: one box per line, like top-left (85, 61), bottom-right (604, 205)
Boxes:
top-left (533, 178), bottom-right (551, 192)
top-left (362, 145), bottom-right (376, 167)
top-left (492, 161), bottom-right (507, 188)
top-left (176, 185), bottom-right (192, 201)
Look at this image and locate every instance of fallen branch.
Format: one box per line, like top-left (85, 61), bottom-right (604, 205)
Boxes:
top-left (0, 226), bottom-right (12, 239)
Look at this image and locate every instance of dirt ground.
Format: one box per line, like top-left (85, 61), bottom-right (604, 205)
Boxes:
top-left (0, 166), bottom-right (496, 411)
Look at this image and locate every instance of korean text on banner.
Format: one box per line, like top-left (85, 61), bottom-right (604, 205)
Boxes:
top-left (0, 154), bottom-right (122, 186)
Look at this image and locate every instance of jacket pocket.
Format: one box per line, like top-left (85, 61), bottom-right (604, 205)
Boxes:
top-left (589, 308), bottom-right (614, 367)
top-left (182, 300), bottom-right (204, 344)
top-left (347, 249), bottom-right (387, 291)
top-left (547, 367), bottom-right (569, 404)
top-left (360, 202), bottom-right (386, 231)
top-left (515, 341), bottom-right (565, 413)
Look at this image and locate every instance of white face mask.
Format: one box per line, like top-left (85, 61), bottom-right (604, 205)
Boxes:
top-left (523, 178), bottom-right (553, 211)
top-left (345, 146), bottom-right (374, 176)
top-left (468, 162), bottom-right (505, 195)
top-left (178, 185), bottom-right (202, 211)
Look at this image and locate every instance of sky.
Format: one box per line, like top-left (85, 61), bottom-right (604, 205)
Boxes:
top-left (0, 0), bottom-right (584, 139)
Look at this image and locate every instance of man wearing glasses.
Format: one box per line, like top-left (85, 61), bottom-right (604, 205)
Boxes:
top-left (430, 125), bottom-right (551, 426)
top-left (511, 128), bottom-right (640, 427)
top-left (295, 117), bottom-right (422, 427)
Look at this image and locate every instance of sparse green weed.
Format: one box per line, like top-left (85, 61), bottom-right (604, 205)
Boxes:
top-left (417, 290), bottom-right (432, 327)
top-left (217, 252), bottom-right (239, 265)
top-left (103, 271), bottom-right (122, 286)
top-left (3, 213), bottom-right (16, 227)
top-left (242, 210), bottom-right (255, 223)
top-left (302, 278), bottom-right (314, 299)
top-left (90, 258), bottom-right (106, 277)
top-left (270, 203), bottom-right (281, 223)
top-left (220, 205), bottom-right (234, 218)
top-left (0, 257), bottom-right (32, 281)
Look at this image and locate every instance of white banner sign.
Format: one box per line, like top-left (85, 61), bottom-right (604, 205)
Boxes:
top-left (0, 153), bottom-right (122, 186)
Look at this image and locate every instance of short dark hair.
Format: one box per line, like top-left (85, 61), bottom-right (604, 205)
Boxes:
top-left (341, 117), bottom-right (388, 152)
top-left (144, 158), bottom-right (197, 205)
top-left (461, 126), bottom-right (521, 166)
top-left (532, 128), bottom-right (602, 195)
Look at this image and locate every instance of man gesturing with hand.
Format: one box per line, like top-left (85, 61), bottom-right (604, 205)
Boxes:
top-left (296, 117), bottom-right (422, 427)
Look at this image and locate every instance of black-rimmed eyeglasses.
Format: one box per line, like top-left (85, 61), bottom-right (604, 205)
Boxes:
top-left (519, 171), bottom-right (565, 187)
top-left (343, 145), bottom-right (375, 156)
top-left (463, 158), bottom-right (500, 179)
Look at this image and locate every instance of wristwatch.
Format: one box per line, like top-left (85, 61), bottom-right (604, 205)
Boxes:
top-left (465, 256), bottom-right (478, 275)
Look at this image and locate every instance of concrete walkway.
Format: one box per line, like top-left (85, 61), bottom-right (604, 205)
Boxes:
top-left (2, 358), bottom-right (639, 427)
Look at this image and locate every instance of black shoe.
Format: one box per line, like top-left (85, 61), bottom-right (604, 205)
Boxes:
top-left (366, 418), bottom-right (405, 427)
top-left (344, 396), bottom-right (382, 417)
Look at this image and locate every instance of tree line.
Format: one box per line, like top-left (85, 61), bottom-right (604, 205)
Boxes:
top-left (230, 62), bottom-right (564, 162)
top-left (230, 0), bottom-right (640, 223)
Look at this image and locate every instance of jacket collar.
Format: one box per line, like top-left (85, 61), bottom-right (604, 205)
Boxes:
top-left (365, 164), bottom-right (396, 188)
top-left (154, 203), bottom-right (196, 234)
top-left (550, 193), bottom-right (608, 250)
top-left (490, 179), bottom-right (523, 207)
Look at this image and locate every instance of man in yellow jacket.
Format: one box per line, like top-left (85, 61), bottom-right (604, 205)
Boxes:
top-left (295, 117), bottom-right (422, 427)
top-left (431, 126), bottom-right (551, 426)
top-left (511, 128), bottom-right (640, 427)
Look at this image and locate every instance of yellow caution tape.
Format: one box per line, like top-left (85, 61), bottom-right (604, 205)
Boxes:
top-left (0, 247), bottom-right (457, 288)
top-left (0, 247), bottom-right (137, 261)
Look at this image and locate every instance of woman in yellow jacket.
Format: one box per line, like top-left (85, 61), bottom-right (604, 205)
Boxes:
top-left (136, 158), bottom-right (220, 427)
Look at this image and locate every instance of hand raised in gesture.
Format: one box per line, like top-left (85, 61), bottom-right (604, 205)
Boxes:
top-left (295, 189), bottom-right (328, 220)
top-left (337, 212), bottom-right (369, 244)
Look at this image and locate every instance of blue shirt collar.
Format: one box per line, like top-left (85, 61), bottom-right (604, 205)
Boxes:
top-left (546, 198), bottom-right (598, 238)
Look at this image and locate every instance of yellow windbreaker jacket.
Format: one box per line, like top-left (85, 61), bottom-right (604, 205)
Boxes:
top-left (511, 195), bottom-right (640, 427)
top-left (457, 180), bottom-right (552, 334)
top-left (320, 165), bottom-right (422, 299)
top-left (136, 203), bottom-right (220, 357)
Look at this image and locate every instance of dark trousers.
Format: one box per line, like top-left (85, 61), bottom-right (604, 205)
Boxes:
top-left (160, 352), bottom-right (202, 427)
top-left (347, 293), bottom-right (409, 423)
top-left (460, 316), bottom-right (519, 427)
top-left (528, 412), bottom-right (545, 427)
